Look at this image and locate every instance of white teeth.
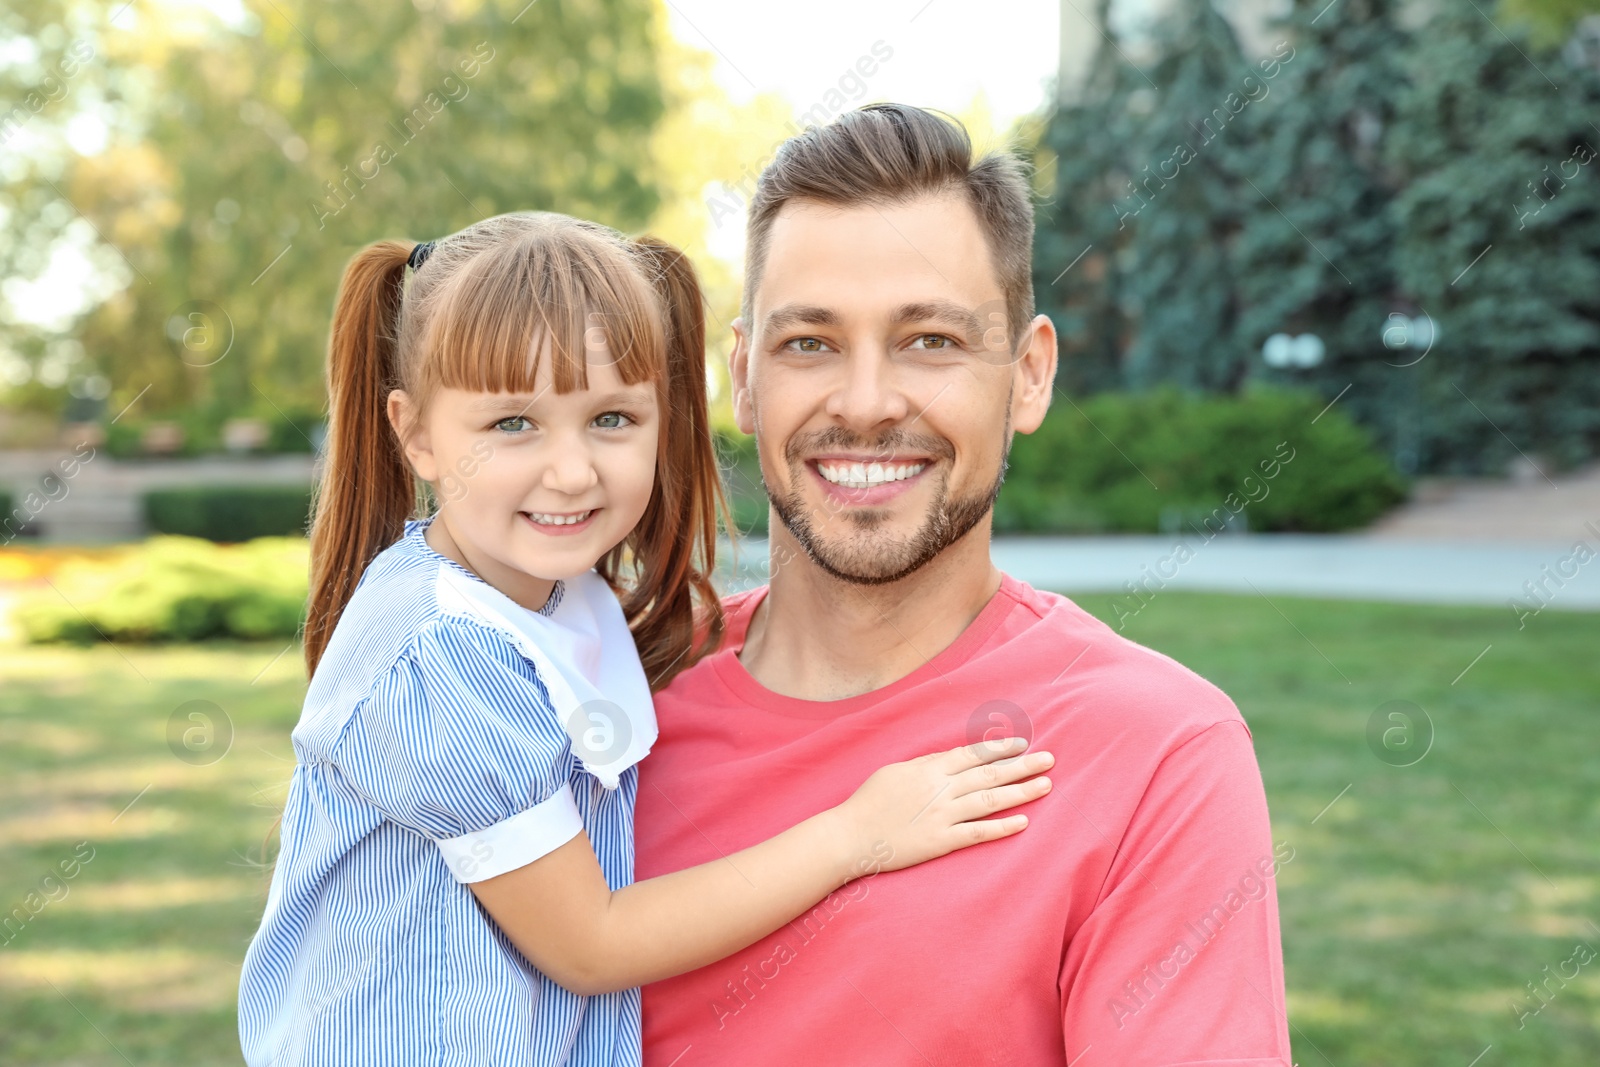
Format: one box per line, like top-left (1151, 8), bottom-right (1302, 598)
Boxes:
top-left (815, 461), bottom-right (927, 489)
top-left (529, 510), bottom-right (592, 526)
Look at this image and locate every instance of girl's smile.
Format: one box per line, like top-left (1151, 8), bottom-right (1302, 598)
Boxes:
top-left (523, 508), bottom-right (601, 534)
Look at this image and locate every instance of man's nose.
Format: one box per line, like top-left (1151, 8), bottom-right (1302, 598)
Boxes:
top-left (825, 346), bottom-right (910, 431)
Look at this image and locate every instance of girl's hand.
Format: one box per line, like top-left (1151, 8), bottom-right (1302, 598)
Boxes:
top-left (472, 735), bottom-right (1053, 995)
top-left (836, 737), bottom-right (1054, 874)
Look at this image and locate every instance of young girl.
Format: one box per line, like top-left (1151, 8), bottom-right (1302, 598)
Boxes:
top-left (238, 212), bottom-right (1054, 1066)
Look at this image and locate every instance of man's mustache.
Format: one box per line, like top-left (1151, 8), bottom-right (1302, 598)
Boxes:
top-left (783, 426), bottom-right (955, 466)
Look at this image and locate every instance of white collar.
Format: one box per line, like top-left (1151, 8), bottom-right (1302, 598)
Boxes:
top-left (433, 564), bottom-right (657, 790)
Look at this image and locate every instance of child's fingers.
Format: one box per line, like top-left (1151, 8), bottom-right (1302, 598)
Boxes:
top-left (945, 812), bottom-right (1030, 849)
top-left (946, 776), bottom-right (1053, 823)
top-left (948, 750), bottom-right (1054, 797)
top-left (928, 736), bottom-right (1028, 772)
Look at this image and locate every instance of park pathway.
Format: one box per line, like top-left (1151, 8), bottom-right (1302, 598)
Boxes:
top-left (719, 465), bottom-right (1600, 611)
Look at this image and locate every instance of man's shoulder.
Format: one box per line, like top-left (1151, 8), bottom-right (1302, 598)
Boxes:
top-left (999, 576), bottom-right (1247, 741)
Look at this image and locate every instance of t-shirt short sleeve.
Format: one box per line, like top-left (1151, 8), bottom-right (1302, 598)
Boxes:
top-left (1060, 719), bottom-right (1292, 1064)
top-left (330, 617), bottom-right (584, 884)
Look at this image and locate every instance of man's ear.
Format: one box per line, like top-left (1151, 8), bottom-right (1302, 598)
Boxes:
top-left (387, 389), bottom-right (439, 483)
top-left (1010, 314), bottom-right (1058, 435)
top-left (729, 316), bottom-right (755, 435)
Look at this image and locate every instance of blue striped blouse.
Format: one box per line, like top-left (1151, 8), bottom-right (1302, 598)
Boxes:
top-left (239, 521), bottom-right (646, 1066)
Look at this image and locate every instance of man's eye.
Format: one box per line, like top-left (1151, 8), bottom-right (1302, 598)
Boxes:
top-left (910, 334), bottom-right (953, 350)
top-left (787, 337), bottom-right (830, 353)
top-left (493, 416), bottom-right (532, 433)
top-left (594, 411), bottom-right (634, 430)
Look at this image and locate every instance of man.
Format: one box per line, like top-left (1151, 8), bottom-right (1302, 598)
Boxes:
top-left (634, 103), bottom-right (1291, 1066)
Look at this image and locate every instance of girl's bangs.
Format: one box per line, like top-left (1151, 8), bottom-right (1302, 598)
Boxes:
top-left (424, 232), bottom-right (665, 397)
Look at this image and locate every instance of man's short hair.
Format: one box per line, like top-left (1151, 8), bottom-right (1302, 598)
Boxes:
top-left (743, 103), bottom-right (1036, 352)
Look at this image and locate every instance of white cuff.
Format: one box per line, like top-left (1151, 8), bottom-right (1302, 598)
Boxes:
top-left (435, 782), bottom-right (584, 884)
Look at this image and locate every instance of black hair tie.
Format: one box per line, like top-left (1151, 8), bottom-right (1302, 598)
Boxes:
top-left (407, 241), bottom-right (436, 270)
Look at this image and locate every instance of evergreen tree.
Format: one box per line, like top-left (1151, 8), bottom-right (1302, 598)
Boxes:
top-left (1120, 0), bottom-right (1258, 390)
top-left (1388, 3), bottom-right (1600, 471)
top-left (1031, 0), bottom-right (1136, 396)
top-left (1234, 0), bottom-right (1415, 468)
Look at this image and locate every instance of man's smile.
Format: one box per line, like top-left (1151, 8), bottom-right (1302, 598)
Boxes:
top-left (812, 457), bottom-right (929, 488)
top-left (806, 456), bottom-right (933, 507)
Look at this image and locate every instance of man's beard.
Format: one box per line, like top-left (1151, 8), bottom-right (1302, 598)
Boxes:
top-left (764, 419), bottom-right (1011, 587)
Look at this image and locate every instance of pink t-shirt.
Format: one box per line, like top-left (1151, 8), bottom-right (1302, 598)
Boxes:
top-left (635, 575), bottom-right (1291, 1066)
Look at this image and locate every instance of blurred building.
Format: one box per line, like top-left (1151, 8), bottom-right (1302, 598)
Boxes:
top-left (1057, 0), bottom-right (1291, 103)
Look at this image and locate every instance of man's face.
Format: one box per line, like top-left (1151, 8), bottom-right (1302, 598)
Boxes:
top-left (732, 192), bottom-right (1054, 586)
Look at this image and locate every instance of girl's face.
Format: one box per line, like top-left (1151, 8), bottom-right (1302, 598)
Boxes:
top-left (389, 338), bottom-right (660, 611)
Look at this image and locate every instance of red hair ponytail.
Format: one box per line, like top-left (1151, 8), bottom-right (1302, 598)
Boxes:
top-left (304, 241), bottom-right (418, 675)
top-left (617, 236), bottom-right (730, 689)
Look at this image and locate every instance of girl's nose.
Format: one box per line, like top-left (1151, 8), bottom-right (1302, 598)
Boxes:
top-left (541, 443), bottom-right (599, 495)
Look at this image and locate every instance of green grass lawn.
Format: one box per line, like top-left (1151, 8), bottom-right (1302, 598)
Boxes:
top-left (1, 593), bottom-right (1596, 1065)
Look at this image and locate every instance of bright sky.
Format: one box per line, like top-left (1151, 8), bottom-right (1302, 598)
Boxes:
top-left (661, 0), bottom-right (1061, 132)
top-left (661, 0), bottom-right (1062, 263)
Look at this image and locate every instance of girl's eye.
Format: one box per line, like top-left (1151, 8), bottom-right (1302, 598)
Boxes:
top-left (493, 416), bottom-right (532, 433)
top-left (909, 334), bottom-right (954, 351)
top-left (594, 411), bottom-right (634, 430)
top-left (786, 337), bottom-right (831, 354)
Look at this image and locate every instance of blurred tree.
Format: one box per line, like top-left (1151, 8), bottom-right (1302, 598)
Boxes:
top-left (1029, 0), bottom-right (1600, 474)
top-left (1119, 0), bottom-right (1257, 390)
top-left (1388, 2), bottom-right (1600, 471)
top-left (0, 0), bottom-right (114, 421)
top-left (0, 0), bottom-right (666, 432)
top-left (1031, 0), bottom-right (1137, 396)
top-left (1234, 0), bottom-right (1416, 468)
top-left (642, 8), bottom-right (792, 433)
top-left (1035, 0), bottom-right (1263, 393)
top-left (1501, 0), bottom-right (1600, 48)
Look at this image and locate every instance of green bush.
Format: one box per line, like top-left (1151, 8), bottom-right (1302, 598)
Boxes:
top-left (105, 408), bottom-right (322, 458)
top-left (0, 489), bottom-right (39, 543)
top-left (144, 485), bottom-right (312, 541)
top-left (264, 409), bottom-right (323, 453)
top-left (714, 390), bottom-right (1404, 536)
top-left (715, 430), bottom-right (769, 535)
top-left (105, 416), bottom-right (208, 458)
top-left (14, 536), bottom-right (308, 644)
top-left (995, 387), bottom-right (1408, 534)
